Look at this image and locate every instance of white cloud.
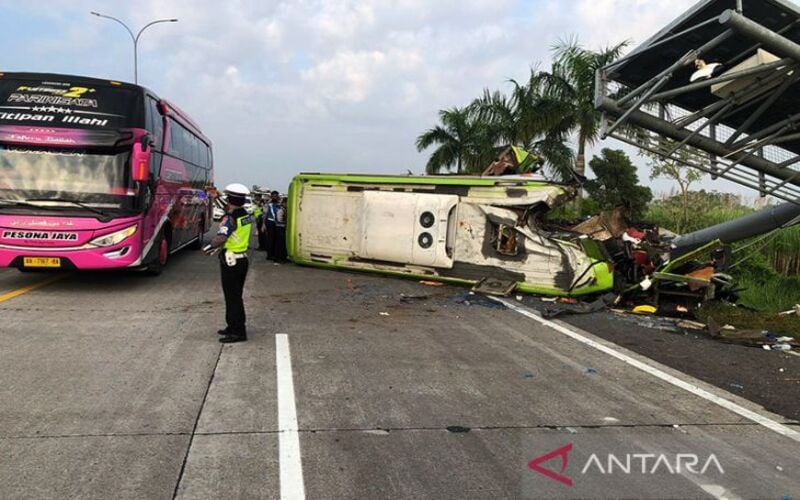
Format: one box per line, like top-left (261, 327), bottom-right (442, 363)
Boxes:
top-left (572, 0), bottom-right (698, 48)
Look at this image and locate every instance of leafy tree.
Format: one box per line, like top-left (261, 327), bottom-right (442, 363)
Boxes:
top-left (646, 151), bottom-right (704, 233)
top-left (415, 107), bottom-right (498, 174)
top-left (471, 74), bottom-right (575, 180)
top-left (584, 148), bottom-right (652, 218)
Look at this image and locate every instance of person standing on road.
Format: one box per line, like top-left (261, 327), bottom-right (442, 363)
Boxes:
top-left (274, 196), bottom-right (288, 263)
top-left (203, 183), bottom-right (253, 343)
top-left (264, 190), bottom-right (280, 261)
top-left (253, 196), bottom-right (265, 251)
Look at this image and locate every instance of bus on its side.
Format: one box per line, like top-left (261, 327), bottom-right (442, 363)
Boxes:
top-left (0, 72), bottom-right (213, 273)
top-left (287, 173), bottom-right (614, 296)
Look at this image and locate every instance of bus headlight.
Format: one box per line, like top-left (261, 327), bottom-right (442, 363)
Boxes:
top-left (89, 225), bottom-right (138, 247)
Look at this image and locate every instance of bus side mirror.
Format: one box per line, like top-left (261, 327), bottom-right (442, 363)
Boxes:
top-left (132, 135), bottom-right (151, 182)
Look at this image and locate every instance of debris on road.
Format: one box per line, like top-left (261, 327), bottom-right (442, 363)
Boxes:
top-left (707, 317), bottom-right (799, 349)
top-left (446, 426), bottom-right (471, 433)
top-left (471, 277), bottom-right (516, 296)
top-left (451, 292), bottom-right (505, 309)
top-left (399, 293), bottom-right (430, 302)
top-left (540, 293), bottom-right (617, 318)
top-left (629, 315), bottom-right (681, 333)
top-left (765, 344), bottom-right (793, 352)
top-left (632, 305), bottom-right (657, 315)
top-left (778, 305), bottom-right (800, 317)
top-left (676, 320), bottom-right (706, 330)
top-left (419, 281), bottom-right (445, 287)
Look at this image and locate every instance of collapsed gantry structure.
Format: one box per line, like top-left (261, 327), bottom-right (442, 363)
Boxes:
top-left (597, 0), bottom-right (800, 206)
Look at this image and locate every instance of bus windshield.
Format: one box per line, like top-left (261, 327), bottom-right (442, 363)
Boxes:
top-left (0, 145), bottom-right (136, 213)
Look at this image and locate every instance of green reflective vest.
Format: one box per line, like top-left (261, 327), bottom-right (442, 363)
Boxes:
top-left (224, 213), bottom-right (253, 253)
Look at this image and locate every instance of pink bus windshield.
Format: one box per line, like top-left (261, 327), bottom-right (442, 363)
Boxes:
top-left (0, 145), bottom-right (136, 213)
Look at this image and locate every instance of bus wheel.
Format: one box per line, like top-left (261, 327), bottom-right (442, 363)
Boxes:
top-left (146, 233), bottom-right (169, 275)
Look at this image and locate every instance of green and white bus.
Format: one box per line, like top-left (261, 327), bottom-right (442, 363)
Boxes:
top-left (287, 173), bottom-right (614, 296)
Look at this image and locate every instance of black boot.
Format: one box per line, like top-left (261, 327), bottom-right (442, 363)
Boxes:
top-left (217, 328), bottom-right (229, 335)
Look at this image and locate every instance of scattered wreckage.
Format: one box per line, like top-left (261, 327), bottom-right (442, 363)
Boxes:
top-left (568, 201), bottom-right (800, 310)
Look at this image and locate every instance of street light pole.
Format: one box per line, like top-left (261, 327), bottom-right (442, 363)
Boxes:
top-left (90, 12), bottom-right (178, 84)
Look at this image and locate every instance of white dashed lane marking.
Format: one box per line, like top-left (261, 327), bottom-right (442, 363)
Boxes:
top-left (276, 333), bottom-right (306, 500)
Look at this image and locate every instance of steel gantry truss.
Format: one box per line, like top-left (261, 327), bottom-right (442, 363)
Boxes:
top-left (597, 2), bottom-right (800, 204)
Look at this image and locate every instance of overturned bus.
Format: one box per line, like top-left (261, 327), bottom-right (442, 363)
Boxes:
top-left (286, 173), bottom-right (613, 296)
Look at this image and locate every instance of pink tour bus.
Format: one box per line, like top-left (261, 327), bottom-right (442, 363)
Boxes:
top-left (0, 72), bottom-right (213, 274)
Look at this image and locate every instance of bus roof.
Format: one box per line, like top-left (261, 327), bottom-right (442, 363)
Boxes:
top-left (160, 98), bottom-right (211, 147)
top-left (0, 71), bottom-right (142, 92)
top-left (293, 172), bottom-right (555, 188)
top-left (0, 71), bottom-right (210, 145)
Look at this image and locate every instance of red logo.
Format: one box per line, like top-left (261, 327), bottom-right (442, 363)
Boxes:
top-left (528, 444), bottom-right (574, 486)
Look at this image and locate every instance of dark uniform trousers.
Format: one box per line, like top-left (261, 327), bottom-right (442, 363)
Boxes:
top-left (220, 255), bottom-right (249, 336)
top-left (275, 224), bottom-right (287, 261)
top-left (266, 221), bottom-right (278, 260)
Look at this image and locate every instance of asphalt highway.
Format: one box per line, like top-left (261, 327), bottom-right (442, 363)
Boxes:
top-left (0, 243), bottom-right (797, 499)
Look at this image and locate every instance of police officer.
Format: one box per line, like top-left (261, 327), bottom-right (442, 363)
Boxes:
top-left (203, 183), bottom-right (253, 343)
top-left (264, 190), bottom-right (281, 261)
top-left (274, 196), bottom-right (288, 262)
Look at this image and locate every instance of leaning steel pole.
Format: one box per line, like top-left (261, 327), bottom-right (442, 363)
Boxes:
top-left (670, 201), bottom-right (800, 256)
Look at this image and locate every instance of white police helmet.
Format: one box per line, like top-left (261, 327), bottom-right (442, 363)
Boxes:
top-left (224, 183), bottom-right (250, 197)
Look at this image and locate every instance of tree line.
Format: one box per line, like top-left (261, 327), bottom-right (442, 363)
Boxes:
top-left (416, 38), bottom-right (626, 182)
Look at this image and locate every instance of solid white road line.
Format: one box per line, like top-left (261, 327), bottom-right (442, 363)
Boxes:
top-left (493, 297), bottom-right (800, 443)
top-left (276, 334), bottom-right (306, 500)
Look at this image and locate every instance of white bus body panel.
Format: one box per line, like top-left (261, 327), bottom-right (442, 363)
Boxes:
top-left (360, 191), bottom-right (457, 268)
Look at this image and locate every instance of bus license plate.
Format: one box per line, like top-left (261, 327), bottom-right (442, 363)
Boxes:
top-left (23, 257), bottom-right (61, 268)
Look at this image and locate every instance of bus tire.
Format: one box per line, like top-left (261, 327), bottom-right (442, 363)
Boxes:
top-left (146, 231), bottom-right (169, 276)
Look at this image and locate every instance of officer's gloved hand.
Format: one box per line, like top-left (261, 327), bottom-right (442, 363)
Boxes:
top-left (202, 244), bottom-right (219, 256)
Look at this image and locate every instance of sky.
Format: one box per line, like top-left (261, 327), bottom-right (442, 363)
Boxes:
top-left (0, 0), bottom-right (768, 199)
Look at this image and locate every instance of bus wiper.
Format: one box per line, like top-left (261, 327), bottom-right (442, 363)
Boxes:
top-left (25, 198), bottom-right (112, 222)
top-left (0, 199), bottom-right (62, 211)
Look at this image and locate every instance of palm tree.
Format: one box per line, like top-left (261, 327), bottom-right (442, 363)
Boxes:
top-left (536, 38), bottom-right (629, 203)
top-left (416, 106), bottom-right (496, 174)
top-left (471, 73), bottom-right (576, 180)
